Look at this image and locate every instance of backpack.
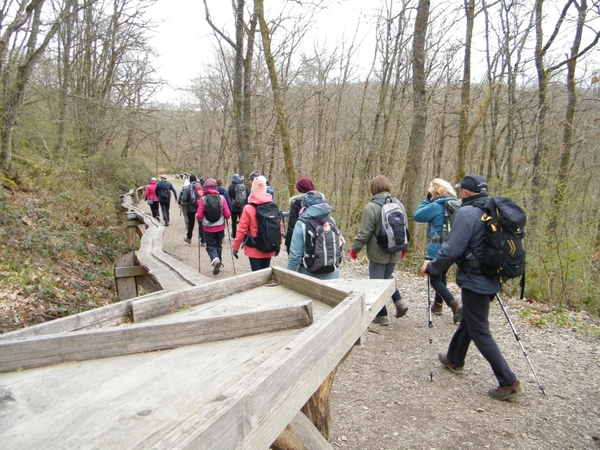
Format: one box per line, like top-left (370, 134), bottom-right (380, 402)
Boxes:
top-left (440, 199), bottom-right (462, 243)
top-left (245, 202), bottom-right (282, 253)
top-left (159, 181), bottom-right (171, 201)
top-left (203, 194), bottom-right (223, 223)
top-left (479, 196), bottom-right (526, 283)
top-left (300, 216), bottom-right (342, 274)
top-left (371, 197), bottom-right (410, 253)
top-left (232, 183), bottom-right (247, 209)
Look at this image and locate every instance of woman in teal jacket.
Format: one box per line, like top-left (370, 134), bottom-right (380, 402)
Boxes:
top-left (413, 178), bottom-right (462, 323)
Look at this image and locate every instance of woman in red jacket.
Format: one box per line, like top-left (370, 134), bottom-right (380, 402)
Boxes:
top-left (144, 177), bottom-right (160, 220)
top-left (232, 175), bottom-right (282, 271)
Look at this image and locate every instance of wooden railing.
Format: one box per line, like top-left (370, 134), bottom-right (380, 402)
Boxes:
top-left (116, 187), bottom-right (208, 300)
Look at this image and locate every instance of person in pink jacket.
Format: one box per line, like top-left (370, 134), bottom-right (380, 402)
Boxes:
top-left (144, 177), bottom-right (160, 220)
top-left (232, 175), bottom-right (282, 271)
top-left (196, 178), bottom-right (231, 275)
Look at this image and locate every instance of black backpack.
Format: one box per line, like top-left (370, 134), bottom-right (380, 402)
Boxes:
top-left (480, 196), bottom-right (526, 283)
top-left (300, 216), bottom-right (342, 274)
top-left (203, 194), bottom-right (222, 223)
top-left (441, 199), bottom-right (462, 243)
top-left (245, 202), bottom-right (282, 253)
top-left (371, 197), bottom-right (410, 253)
top-left (158, 181), bottom-right (171, 201)
top-left (232, 183), bottom-right (247, 209)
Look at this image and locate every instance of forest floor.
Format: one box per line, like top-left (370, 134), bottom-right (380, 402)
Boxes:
top-left (153, 196), bottom-right (600, 450)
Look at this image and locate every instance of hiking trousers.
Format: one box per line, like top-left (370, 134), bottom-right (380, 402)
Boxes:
top-left (159, 201), bottom-right (171, 223)
top-left (368, 261), bottom-right (401, 317)
top-left (447, 288), bottom-right (517, 387)
top-left (430, 269), bottom-right (456, 306)
top-left (205, 230), bottom-right (224, 262)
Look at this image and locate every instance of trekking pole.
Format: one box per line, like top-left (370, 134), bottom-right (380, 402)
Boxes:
top-left (427, 270), bottom-right (434, 382)
top-left (226, 220), bottom-right (236, 274)
top-left (198, 222), bottom-right (202, 273)
top-left (496, 293), bottom-right (546, 396)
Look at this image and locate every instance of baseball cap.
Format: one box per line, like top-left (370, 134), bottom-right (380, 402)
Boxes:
top-left (454, 174), bottom-right (487, 193)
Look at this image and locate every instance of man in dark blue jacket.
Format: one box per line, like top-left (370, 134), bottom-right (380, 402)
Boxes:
top-left (155, 175), bottom-right (177, 226)
top-left (421, 174), bottom-right (523, 401)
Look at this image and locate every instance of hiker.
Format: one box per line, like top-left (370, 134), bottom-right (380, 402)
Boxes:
top-left (287, 190), bottom-right (341, 280)
top-left (413, 178), bottom-right (462, 323)
top-left (155, 175), bottom-right (177, 226)
top-left (420, 174), bottom-right (523, 401)
top-left (228, 174), bottom-right (246, 239)
top-left (181, 174), bottom-right (201, 245)
top-left (349, 175), bottom-right (409, 327)
top-left (284, 177), bottom-right (315, 254)
top-left (178, 178), bottom-right (190, 229)
top-left (195, 178), bottom-right (231, 275)
top-left (144, 177), bottom-right (160, 220)
top-left (216, 179), bottom-right (232, 213)
top-left (232, 175), bottom-right (282, 271)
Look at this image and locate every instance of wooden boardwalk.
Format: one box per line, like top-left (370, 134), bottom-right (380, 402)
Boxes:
top-left (0, 187), bottom-right (394, 449)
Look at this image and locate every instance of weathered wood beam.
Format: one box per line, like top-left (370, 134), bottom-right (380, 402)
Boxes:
top-left (0, 302), bottom-right (313, 373)
top-left (272, 267), bottom-right (349, 307)
top-left (271, 410), bottom-right (334, 450)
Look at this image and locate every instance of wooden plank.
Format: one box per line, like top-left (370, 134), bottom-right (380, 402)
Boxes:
top-left (271, 411), bottom-right (334, 450)
top-left (114, 266), bottom-right (147, 278)
top-left (144, 291), bottom-right (366, 449)
top-left (272, 267), bottom-right (349, 307)
top-left (0, 302), bottom-right (313, 373)
top-left (114, 253), bottom-right (138, 301)
top-left (132, 269), bottom-right (274, 322)
top-left (0, 300), bottom-right (134, 342)
top-left (135, 274), bottom-right (163, 293)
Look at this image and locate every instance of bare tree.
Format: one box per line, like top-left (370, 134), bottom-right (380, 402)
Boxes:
top-left (400, 0), bottom-right (430, 218)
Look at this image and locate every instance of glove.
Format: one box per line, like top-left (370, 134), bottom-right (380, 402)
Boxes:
top-left (401, 249), bottom-right (407, 259)
top-left (349, 249), bottom-right (358, 260)
top-left (232, 250), bottom-right (239, 259)
top-left (426, 191), bottom-right (432, 201)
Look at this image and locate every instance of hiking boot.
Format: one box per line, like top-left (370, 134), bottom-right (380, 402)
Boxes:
top-left (394, 300), bottom-right (408, 318)
top-left (438, 353), bottom-right (464, 375)
top-left (488, 381), bottom-right (524, 400)
top-left (201, 241), bottom-right (206, 247)
top-left (378, 316), bottom-right (389, 326)
top-left (183, 237), bottom-right (191, 244)
top-left (449, 300), bottom-right (462, 324)
top-left (165, 221), bottom-right (169, 226)
top-left (212, 257), bottom-right (221, 275)
top-left (431, 301), bottom-right (443, 315)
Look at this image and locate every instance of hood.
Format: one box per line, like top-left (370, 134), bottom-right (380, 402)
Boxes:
top-left (434, 195), bottom-right (456, 205)
top-left (204, 187), bottom-right (219, 195)
top-left (288, 193), bottom-right (304, 206)
top-left (248, 191), bottom-right (273, 205)
top-left (300, 202), bottom-right (334, 219)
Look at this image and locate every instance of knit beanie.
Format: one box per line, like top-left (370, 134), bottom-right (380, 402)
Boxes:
top-left (189, 174), bottom-right (197, 182)
top-left (251, 175), bottom-right (268, 193)
top-left (295, 177), bottom-right (315, 194)
top-left (204, 178), bottom-right (217, 189)
top-left (232, 174), bottom-right (241, 183)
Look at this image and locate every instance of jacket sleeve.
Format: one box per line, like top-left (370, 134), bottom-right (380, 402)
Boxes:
top-left (195, 197), bottom-right (204, 221)
top-left (170, 183), bottom-right (177, 200)
top-left (351, 203), bottom-right (377, 253)
top-left (429, 209), bottom-right (473, 276)
top-left (222, 195), bottom-right (231, 220)
top-left (286, 221), bottom-right (305, 271)
top-left (285, 201), bottom-right (301, 250)
top-left (232, 206), bottom-right (252, 251)
top-left (413, 199), bottom-right (437, 223)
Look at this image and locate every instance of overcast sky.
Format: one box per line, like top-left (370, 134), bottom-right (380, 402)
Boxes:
top-left (148, 0), bottom-right (369, 103)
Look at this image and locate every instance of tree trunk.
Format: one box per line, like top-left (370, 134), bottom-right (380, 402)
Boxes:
top-left (401, 0), bottom-right (430, 219)
top-left (255, 0), bottom-right (296, 189)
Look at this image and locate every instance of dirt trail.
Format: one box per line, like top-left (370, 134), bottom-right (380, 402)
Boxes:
top-left (144, 182), bottom-right (600, 450)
